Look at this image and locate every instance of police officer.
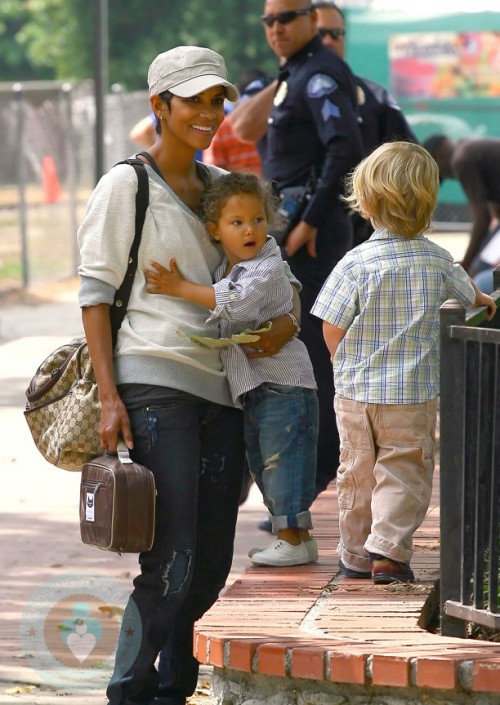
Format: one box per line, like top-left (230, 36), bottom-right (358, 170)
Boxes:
top-left (313, 1), bottom-right (418, 245)
top-left (232, 0), bottom-right (364, 502)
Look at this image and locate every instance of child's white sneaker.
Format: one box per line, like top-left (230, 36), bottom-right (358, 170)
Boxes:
top-left (249, 538), bottom-right (318, 562)
top-left (250, 539), bottom-right (311, 566)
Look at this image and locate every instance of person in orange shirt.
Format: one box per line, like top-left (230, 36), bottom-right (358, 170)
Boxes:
top-left (203, 70), bottom-right (267, 174)
top-left (203, 113), bottom-right (262, 173)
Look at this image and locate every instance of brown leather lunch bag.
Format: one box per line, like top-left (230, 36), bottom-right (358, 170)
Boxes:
top-left (80, 450), bottom-right (156, 553)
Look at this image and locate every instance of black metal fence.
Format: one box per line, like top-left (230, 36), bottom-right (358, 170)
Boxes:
top-left (440, 268), bottom-right (500, 638)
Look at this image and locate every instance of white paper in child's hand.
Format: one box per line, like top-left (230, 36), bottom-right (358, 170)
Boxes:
top-left (177, 323), bottom-right (272, 349)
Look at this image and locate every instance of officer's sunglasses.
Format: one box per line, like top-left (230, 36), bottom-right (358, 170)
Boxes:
top-left (261, 8), bottom-right (313, 27)
top-left (318, 27), bottom-right (346, 40)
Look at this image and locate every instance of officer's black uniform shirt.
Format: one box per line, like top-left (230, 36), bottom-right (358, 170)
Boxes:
top-left (262, 35), bottom-right (364, 229)
top-left (356, 76), bottom-right (418, 155)
top-left (238, 75), bottom-right (273, 171)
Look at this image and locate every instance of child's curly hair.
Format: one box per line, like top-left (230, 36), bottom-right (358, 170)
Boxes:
top-left (343, 141), bottom-right (440, 238)
top-left (199, 171), bottom-right (281, 230)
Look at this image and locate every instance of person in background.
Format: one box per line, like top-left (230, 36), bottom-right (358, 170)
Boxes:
top-left (423, 134), bottom-right (500, 274)
top-left (145, 172), bottom-right (319, 566)
top-left (203, 69), bottom-right (267, 174)
top-left (474, 266), bottom-right (499, 296)
top-left (129, 113), bottom-right (157, 147)
top-left (312, 141), bottom-right (496, 584)
top-left (313, 1), bottom-right (418, 246)
top-left (472, 227), bottom-right (500, 295)
top-left (231, 0), bottom-right (364, 511)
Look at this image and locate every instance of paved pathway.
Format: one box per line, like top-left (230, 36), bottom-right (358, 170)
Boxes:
top-left (0, 280), bottom-right (266, 704)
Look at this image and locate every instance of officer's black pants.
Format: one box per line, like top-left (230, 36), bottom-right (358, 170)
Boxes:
top-left (286, 207), bottom-right (353, 498)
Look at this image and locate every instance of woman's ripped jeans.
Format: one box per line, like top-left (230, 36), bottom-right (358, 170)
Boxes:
top-left (106, 390), bottom-right (244, 705)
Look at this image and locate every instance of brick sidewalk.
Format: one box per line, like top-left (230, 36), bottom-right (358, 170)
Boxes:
top-left (195, 474), bottom-right (500, 702)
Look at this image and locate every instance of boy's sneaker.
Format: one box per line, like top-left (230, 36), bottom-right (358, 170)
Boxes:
top-left (338, 559), bottom-right (371, 579)
top-left (370, 553), bottom-right (415, 584)
top-left (251, 539), bottom-right (311, 566)
top-left (249, 538), bottom-right (318, 562)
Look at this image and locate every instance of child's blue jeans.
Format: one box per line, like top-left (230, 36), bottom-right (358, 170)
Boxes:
top-left (243, 383), bottom-right (318, 532)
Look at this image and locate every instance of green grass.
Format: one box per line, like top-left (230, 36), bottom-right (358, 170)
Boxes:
top-left (0, 259), bottom-right (22, 282)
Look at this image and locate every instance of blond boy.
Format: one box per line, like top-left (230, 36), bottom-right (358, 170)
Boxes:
top-left (312, 141), bottom-right (496, 583)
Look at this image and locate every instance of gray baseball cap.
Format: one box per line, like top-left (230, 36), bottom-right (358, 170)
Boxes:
top-left (148, 46), bottom-right (239, 102)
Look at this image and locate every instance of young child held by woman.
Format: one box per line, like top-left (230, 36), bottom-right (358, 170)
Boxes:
top-left (145, 172), bottom-right (319, 567)
top-left (312, 141), bottom-right (496, 584)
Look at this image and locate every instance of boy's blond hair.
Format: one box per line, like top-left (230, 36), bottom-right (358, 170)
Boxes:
top-left (344, 141), bottom-right (440, 238)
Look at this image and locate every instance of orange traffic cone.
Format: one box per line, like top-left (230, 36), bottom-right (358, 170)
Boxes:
top-left (42, 155), bottom-right (61, 203)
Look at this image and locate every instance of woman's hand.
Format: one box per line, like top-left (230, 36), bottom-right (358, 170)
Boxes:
top-left (99, 393), bottom-right (133, 453)
top-left (145, 258), bottom-right (186, 297)
top-left (245, 314), bottom-right (297, 358)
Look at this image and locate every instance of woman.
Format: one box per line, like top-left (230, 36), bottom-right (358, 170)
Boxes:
top-left (78, 46), bottom-right (298, 705)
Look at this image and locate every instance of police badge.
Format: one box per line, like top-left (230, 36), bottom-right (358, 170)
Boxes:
top-left (274, 81), bottom-right (288, 106)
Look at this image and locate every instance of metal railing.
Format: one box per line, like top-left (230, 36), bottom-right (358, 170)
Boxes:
top-left (440, 268), bottom-right (500, 638)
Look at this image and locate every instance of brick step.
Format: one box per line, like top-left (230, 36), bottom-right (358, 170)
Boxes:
top-left (195, 473), bottom-right (500, 698)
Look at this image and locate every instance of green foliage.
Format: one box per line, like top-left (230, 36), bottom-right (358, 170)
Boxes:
top-left (0, 0), bottom-right (277, 88)
top-left (0, 0), bottom-right (50, 80)
top-left (17, 0), bottom-right (92, 78)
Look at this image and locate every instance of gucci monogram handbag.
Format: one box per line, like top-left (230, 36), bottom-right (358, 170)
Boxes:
top-left (24, 158), bottom-right (149, 471)
top-left (24, 338), bottom-right (100, 471)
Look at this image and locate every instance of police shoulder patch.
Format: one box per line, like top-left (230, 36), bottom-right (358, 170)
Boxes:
top-left (307, 74), bottom-right (338, 99)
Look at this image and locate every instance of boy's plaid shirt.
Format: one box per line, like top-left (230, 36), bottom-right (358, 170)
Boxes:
top-left (311, 228), bottom-right (476, 404)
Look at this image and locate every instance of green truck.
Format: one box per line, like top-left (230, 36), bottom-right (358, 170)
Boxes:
top-left (345, 7), bottom-right (500, 220)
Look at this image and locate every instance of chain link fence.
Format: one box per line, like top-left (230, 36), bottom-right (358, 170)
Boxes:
top-left (0, 80), bottom-right (473, 297)
top-left (0, 81), bottom-right (151, 295)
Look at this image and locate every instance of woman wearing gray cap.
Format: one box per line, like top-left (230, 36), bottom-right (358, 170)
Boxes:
top-left (78, 46), bottom-right (298, 705)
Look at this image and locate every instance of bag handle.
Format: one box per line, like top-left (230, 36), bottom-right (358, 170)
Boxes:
top-left (104, 440), bottom-right (133, 464)
top-left (117, 442), bottom-right (134, 464)
top-left (109, 158), bottom-right (149, 348)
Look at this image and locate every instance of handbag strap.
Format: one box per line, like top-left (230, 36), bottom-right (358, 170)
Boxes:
top-left (109, 158), bottom-right (149, 348)
top-left (136, 150), bottom-right (162, 180)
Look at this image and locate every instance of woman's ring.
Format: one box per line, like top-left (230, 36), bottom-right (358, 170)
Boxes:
top-left (255, 347), bottom-right (263, 353)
